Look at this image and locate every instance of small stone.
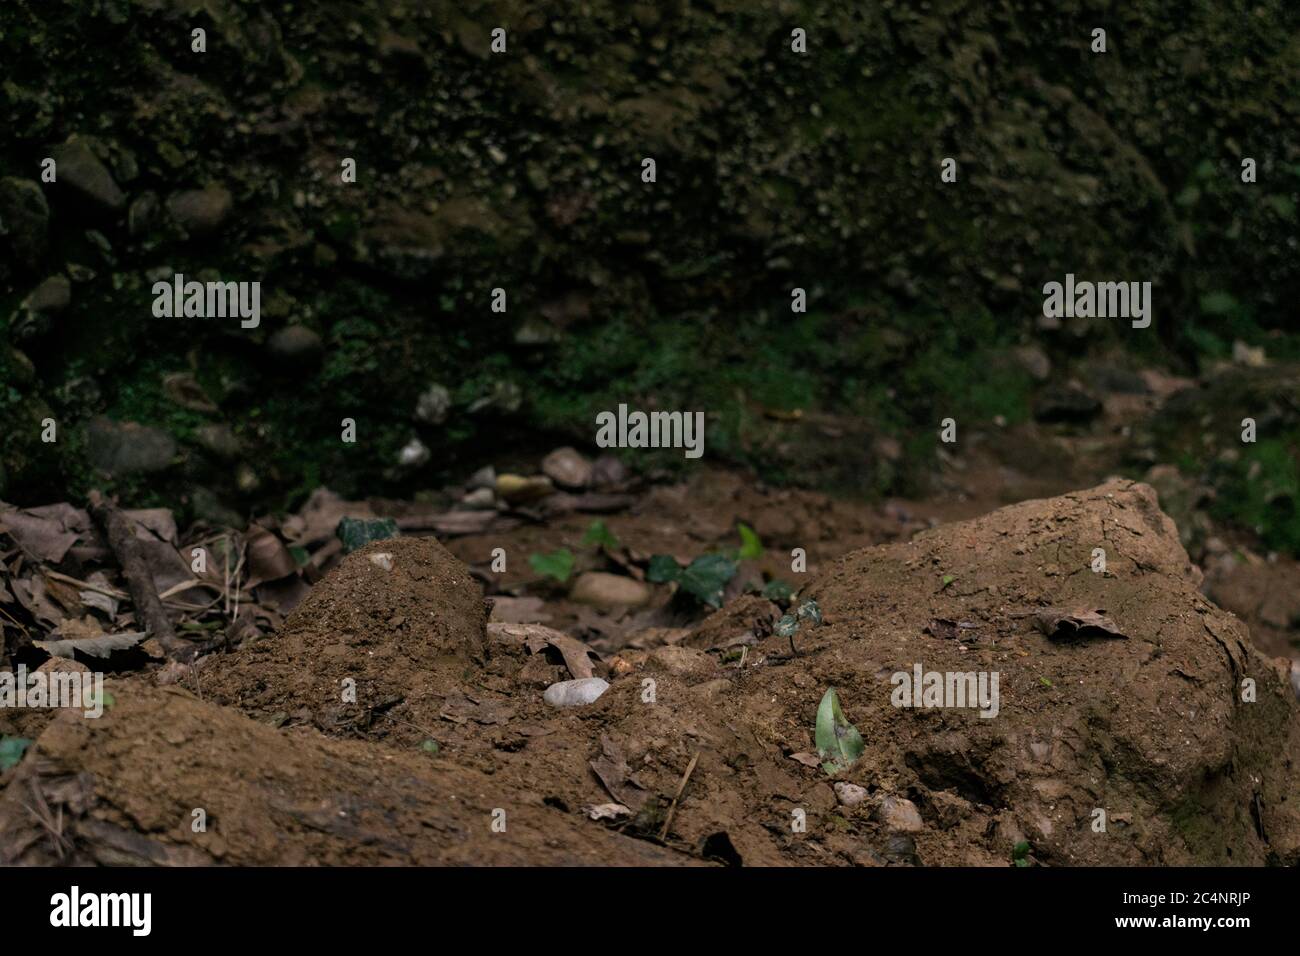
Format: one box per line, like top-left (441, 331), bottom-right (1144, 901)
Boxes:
top-left (50, 139), bottom-right (125, 212)
top-left (496, 473), bottom-right (554, 504)
top-left (166, 185), bottom-right (233, 236)
top-left (543, 677), bottom-right (610, 708)
top-left (466, 465), bottom-right (496, 491)
top-left (834, 782), bottom-right (869, 807)
top-left (1232, 339), bottom-right (1267, 368)
top-left (590, 455), bottom-right (628, 487)
top-left (0, 177), bottom-right (50, 266)
top-left (236, 463), bottom-right (260, 493)
top-left (569, 571), bottom-right (652, 609)
top-left (882, 832), bottom-right (919, 865)
top-left (128, 191), bottom-right (160, 237)
top-left (415, 383), bottom-right (452, 425)
top-left (398, 437), bottom-right (431, 468)
top-left (86, 417), bottom-right (177, 475)
top-left (1013, 345), bottom-right (1052, 382)
top-left (369, 552), bottom-right (394, 571)
top-left (189, 487), bottom-right (243, 527)
top-left (459, 487), bottom-right (496, 510)
top-left (875, 795), bottom-right (924, 832)
top-left (22, 275), bottom-right (71, 313)
top-left (194, 424), bottom-right (241, 460)
top-left (541, 447), bottom-right (593, 489)
top-left (267, 325), bottom-right (323, 365)
top-left (1032, 384), bottom-right (1102, 424)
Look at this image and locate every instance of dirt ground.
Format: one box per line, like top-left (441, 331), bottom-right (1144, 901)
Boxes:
top-left (4, 478), bottom-right (1297, 866)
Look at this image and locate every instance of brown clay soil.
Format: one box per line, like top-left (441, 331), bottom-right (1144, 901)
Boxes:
top-left (3, 478), bottom-right (1298, 866)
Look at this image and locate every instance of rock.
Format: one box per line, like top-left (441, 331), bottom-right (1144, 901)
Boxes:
top-left (569, 572), bottom-right (652, 609)
top-left (415, 384), bottom-right (451, 425)
top-left (495, 473), bottom-right (553, 504)
top-left (127, 191), bottom-right (160, 237)
top-left (459, 487), bottom-right (496, 510)
top-left (50, 139), bottom-right (125, 212)
top-left (514, 318), bottom-right (560, 345)
top-left (166, 185), bottom-right (233, 236)
top-left (882, 833), bottom-right (919, 865)
top-left (875, 795), bottom-right (924, 832)
top-left (543, 677), bottom-right (610, 708)
top-left (267, 325), bottom-right (323, 365)
top-left (1032, 383), bottom-right (1102, 423)
top-left (7, 348), bottom-right (36, 391)
top-left (21, 275), bottom-right (70, 313)
top-left (398, 437), bottom-right (430, 468)
top-left (189, 487), bottom-right (243, 528)
top-left (1013, 345), bottom-right (1052, 382)
top-left (541, 447), bottom-right (593, 489)
top-left (162, 371), bottom-right (218, 413)
top-left (235, 464), bottom-right (260, 493)
top-left (0, 177), bottom-right (50, 266)
top-left (466, 465), bottom-right (496, 491)
top-left (590, 455), bottom-right (629, 488)
top-left (368, 552), bottom-right (394, 572)
top-left (467, 379), bottom-right (522, 415)
top-left (1233, 339), bottom-right (1267, 368)
top-left (194, 423), bottom-right (241, 460)
top-left (86, 417), bottom-right (177, 475)
top-left (834, 782), bottom-right (869, 807)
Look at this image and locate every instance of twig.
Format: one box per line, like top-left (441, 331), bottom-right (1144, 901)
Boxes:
top-left (658, 751), bottom-right (700, 843)
top-left (87, 490), bottom-right (193, 662)
top-left (43, 570), bottom-right (129, 600)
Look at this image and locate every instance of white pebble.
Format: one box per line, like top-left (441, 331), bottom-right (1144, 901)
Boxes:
top-left (544, 677), bottom-right (610, 708)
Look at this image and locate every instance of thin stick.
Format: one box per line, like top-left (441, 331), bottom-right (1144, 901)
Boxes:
top-left (658, 751), bottom-right (700, 843)
top-left (43, 570), bottom-right (129, 599)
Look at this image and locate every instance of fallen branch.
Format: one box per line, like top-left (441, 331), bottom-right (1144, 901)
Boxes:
top-left (87, 490), bottom-right (194, 662)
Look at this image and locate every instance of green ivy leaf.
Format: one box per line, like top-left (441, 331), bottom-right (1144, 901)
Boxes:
top-left (796, 598), bottom-right (822, 625)
top-left (0, 737), bottom-right (32, 771)
top-left (529, 548), bottom-right (575, 583)
top-left (677, 554), bottom-right (738, 608)
top-left (582, 520), bottom-right (620, 550)
top-left (762, 579), bottom-right (795, 602)
top-left (815, 688), bottom-right (864, 776)
top-left (646, 554), bottom-right (683, 583)
top-left (736, 522), bottom-right (763, 560)
top-left (336, 516), bottom-right (400, 554)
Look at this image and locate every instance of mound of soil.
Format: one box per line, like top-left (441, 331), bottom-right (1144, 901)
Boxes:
top-left (6, 480), bottom-right (1297, 866)
top-left (0, 685), bottom-right (687, 866)
top-left (199, 536), bottom-right (487, 737)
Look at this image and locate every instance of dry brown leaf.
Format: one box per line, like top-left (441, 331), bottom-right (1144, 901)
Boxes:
top-left (1, 511), bottom-right (80, 563)
top-left (1034, 607), bottom-right (1128, 641)
top-left (486, 622), bottom-right (599, 679)
top-left (37, 617), bottom-right (145, 659)
top-left (245, 527), bottom-right (298, 587)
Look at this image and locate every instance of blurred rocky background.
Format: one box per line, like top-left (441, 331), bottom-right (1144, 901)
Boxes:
top-left (1, 0), bottom-right (1298, 562)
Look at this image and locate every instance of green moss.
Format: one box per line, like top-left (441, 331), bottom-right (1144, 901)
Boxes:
top-left (1209, 437), bottom-right (1300, 554)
